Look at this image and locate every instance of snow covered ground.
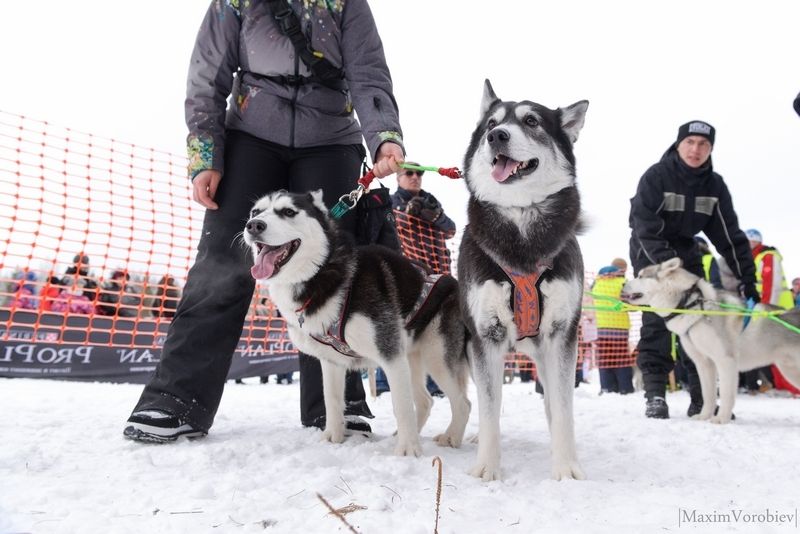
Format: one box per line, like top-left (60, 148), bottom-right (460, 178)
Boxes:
top-left (2, 373), bottom-right (799, 534)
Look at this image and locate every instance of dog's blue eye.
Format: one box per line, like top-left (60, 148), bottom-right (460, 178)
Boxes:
top-left (281, 208), bottom-right (297, 217)
top-left (487, 119), bottom-right (497, 129)
top-left (525, 115), bottom-right (539, 127)
top-left (250, 209), bottom-right (262, 217)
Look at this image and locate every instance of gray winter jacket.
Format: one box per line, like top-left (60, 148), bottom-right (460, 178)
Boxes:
top-left (186, 0), bottom-right (403, 178)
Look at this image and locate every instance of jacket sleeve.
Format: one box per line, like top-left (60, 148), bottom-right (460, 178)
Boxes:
top-left (629, 168), bottom-right (675, 264)
top-left (185, 1), bottom-right (242, 179)
top-left (427, 194), bottom-right (457, 237)
top-left (702, 180), bottom-right (756, 285)
top-left (339, 0), bottom-right (404, 161)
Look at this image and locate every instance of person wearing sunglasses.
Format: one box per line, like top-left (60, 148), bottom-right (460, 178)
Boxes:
top-left (392, 165), bottom-right (456, 235)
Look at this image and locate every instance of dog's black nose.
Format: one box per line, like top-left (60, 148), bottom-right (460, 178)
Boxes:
top-left (487, 127), bottom-right (510, 145)
top-left (246, 218), bottom-right (266, 235)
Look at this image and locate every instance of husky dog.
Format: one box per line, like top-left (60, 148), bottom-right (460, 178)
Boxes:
top-left (621, 257), bottom-right (800, 423)
top-left (243, 190), bottom-right (471, 456)
top-left (458, 80), bottom-right (589, 481)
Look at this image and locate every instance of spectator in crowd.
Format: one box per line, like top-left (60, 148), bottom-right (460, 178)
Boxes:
top-left (792, 277), bottom-right (800, 308)
top-left (124, 0), bottom-right (404, 443)
top-left (740, 229), bottom-right (793, 393)
top-left (152, 274), bottom-right (181, 319)
top-left (40, 275), bottom-right (66, 312)
top-left (12, 270), bottom-right (39, 310)
top-left (98, 269), bottom-right (143, 317)
top-left (63, 253), bottom-right (99, 304)
top-left (745, 229), bottom-right (794, 309)
top-left (373, 165), bottom-right (456, 398)
top-left (391, 163), bottom-right (456, 274)
top-left (629, 120), bottom-right (758, 419)
top-left (591, 260), bottom-right (634, 395)
top-left (694, 236), bottom-right (723, 289)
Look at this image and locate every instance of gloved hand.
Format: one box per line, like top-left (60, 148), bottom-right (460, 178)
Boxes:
top-left (405, 197), bottom-right (424, 216)
top-left (419, 207), bottom-right (442, 222)
top-left (739, 282), bottom-right (760, 303)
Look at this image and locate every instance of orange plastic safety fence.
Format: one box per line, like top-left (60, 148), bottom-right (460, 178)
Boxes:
top-left (0, 111), bottom-right (288, 351)
top-left (393, 211), bottom-right (453, 275)
top-left (0, 112), bottom-right (642, 373)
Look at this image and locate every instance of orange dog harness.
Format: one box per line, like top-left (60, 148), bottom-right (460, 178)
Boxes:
top-left (500, 262), bottom-right (550, 340)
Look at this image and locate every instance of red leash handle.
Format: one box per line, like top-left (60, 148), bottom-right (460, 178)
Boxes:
top-left (357, 169), bottom-right (376, 190)
top-left (437, 167), bottom-right (463, 179)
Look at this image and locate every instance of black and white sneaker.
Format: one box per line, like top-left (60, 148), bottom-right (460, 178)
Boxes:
top-left (343, 415), bottom-right (372, 435)
top-left (645, 396), bottom-right (670, 419)
top-left (123, 410), bottom-right (207, 443)
top-left (304, 415), bottom-right (372, 436)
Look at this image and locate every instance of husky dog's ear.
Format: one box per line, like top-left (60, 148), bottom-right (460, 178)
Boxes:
top-left (481, 79), bottom-right (500, 117)
top-left (659, 257), bottom-right (683, 275)
top-left (559, 100), bottom-right (589, 144)
top-left (309, 189), bottom-right (328, 214)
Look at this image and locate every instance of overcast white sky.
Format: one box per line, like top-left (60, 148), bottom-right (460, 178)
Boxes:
top-left (2, 0), bottom-right (799, 279)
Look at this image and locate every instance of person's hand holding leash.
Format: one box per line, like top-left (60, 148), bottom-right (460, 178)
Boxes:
top-left (372, 142), bottom-right (403, 178)
top-left (192, 169), bottom-right (221, 210)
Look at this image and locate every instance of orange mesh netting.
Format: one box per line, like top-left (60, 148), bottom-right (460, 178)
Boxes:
top-left (0, 111), bottom-right (288, 358)
top-left (0, 111), bottom-right (640, 381)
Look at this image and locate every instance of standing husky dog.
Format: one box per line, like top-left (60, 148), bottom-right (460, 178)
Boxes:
top-left (621, 257), bottom-right (800, 423)
top-left (243, 190), bottom-right (471, 456)
top-left (458, 80), bottom-right (589, 481)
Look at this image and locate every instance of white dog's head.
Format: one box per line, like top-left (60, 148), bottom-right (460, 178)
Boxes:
top-left (463, 79), bottom-right (589, 208)
top-left (243, 189), bottom-right (331, 284)
top-left (620, 258), bottom-right (702, 310)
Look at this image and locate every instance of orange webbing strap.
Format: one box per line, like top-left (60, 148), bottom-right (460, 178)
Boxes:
top-left (0, 111), bottom-right (292, 353)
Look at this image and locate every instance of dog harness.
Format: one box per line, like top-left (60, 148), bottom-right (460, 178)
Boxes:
top-left (500, 261), bottom-right (551, 340)
top-left (662, 284), bottom-right (705, 323)
top-left (305, 272), bottom-right (445, 358)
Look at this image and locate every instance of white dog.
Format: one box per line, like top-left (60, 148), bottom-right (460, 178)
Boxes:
top-left (622, 257), bottom-right (800, 423)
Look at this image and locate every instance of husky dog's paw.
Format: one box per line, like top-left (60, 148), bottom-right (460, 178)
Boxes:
top-left (469, 461), bottom-right (502, 482)
top-left (551, 461), bottom-right (586, 481)
top-left (692, 408), bottom-right (714, 421)
top-left (709, 414), bottom-right (733, 425)
top-left (433, 432), bottom-right (462, 448)
top-left (321, 425), bottom-right (346, 444)
top-left (479, 316), bottom-right (507, 344)
top-left (394, 437), bottom-right (422, 457)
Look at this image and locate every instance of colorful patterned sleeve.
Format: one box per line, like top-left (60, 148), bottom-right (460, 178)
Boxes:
top-left (184, 1), bottom-right (242, 179)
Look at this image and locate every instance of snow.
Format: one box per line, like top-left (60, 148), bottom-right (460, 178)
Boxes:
top-left (2, 374), bottom-right (799, 534)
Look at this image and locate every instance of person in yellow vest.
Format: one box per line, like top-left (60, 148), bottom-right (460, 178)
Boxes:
top-left (741, 229), bottom-right (794, 393)
top-left (591, 258), bottom-right (634, 394)
top-left (694, 236), bottom-right (723, 289)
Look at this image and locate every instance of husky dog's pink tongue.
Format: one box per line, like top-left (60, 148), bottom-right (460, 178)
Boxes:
top-left (251, 244), bottom-right (291, 279)
top-left (491, 155), bottom-right (520, 182)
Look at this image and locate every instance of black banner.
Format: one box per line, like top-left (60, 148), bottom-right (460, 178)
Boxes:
top-left (0, 309), bottom-right (298, 383)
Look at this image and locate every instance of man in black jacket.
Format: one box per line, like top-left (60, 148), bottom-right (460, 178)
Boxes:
top-left (629, 120), bottom-right (758, 419)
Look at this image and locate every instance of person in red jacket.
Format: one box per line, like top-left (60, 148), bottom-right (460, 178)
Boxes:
top-left (743, 229), bottom-right (798, 394)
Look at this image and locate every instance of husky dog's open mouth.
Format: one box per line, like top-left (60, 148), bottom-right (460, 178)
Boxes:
top-left (491, 154), bottom-right (539, 183)
top-left (251, 239), bottom-right (301, 279)
top-left (619, 291), bottom-right (643, 303)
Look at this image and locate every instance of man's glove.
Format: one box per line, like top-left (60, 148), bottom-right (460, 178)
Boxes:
top-left (419, 207), bottom-right (442, 223)
top-left (739, 282), bottom-right (760, 303)
top-left (405, 197), bottom-right (424, 216)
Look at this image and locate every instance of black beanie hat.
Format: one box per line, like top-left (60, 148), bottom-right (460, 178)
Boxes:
top-left (676, 120), bottom-right (715, 146)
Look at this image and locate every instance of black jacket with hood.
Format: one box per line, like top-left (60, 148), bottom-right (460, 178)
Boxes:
top-left (628, 146), bottom-right (755, 286)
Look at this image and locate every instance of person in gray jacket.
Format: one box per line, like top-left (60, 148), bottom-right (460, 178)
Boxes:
top-left (124, 0), bottom-right (404, 442)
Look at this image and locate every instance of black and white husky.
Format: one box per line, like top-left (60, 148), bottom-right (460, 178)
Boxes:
top-left (243, 190), bottom-right (471, 456)
top-left (458, 80), bottom-right (589, 480)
